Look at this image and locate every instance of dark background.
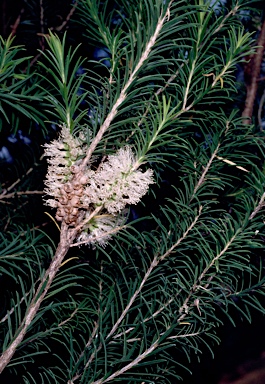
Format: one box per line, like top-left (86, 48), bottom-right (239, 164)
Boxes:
top-left (1, 1), bottom-right (265, 383)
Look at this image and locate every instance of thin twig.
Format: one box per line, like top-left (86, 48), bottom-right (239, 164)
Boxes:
top-left (92, 339), bottom-right (160, 384)
top-left (258, 88), bottom-right (265, 130)
top-left (50, 1), bottom-right (79, 32)
top-left (79, 1), bottom-right (173, 170)
top-left (112, 294), bottom-right (178, 340)
top-left (39, 0), bottom-right (45, 51)
top-left (212, 2), bottom-right (239, 35)
top-left (58, 308), bottom-right (78, 327)
top-left (249, 191), bottom-right (265, 220)
top-left (0, 190), bottom-right (43, 200)
top-left (191, 144), bottom-right (220, 200)
top-left (178, 229), bottom-right (238, 324)
top-left (10, 7), bottom-right (25, 37)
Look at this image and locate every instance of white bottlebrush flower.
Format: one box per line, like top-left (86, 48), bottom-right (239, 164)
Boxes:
top-left (85, 146), bottom-right (154, 214)
top-left (43, 126), bottom-right (85, 204)
top-left (43, 132), bottom-right (153, 230)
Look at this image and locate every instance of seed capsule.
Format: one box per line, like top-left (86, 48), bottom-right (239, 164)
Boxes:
top-left (80, 175), bottom-right (89, 184)
top-left (70, 165), bottom-right (80, 174)
top-left (63, 183), bottom-right (73, 193)
top-left (59, 196), bottom-right (68, 205)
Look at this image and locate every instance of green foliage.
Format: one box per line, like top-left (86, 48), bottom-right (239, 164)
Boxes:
top-left (38, 33), bottom-right (88, 132)
top-left (0, 35), bottom-right (45, 130)
top-left (1, 0), bottom-right (265, 383)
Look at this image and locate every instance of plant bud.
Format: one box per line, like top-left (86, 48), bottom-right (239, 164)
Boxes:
top-left (75, 188), bottom-right (83, 197)
top-left (59, 196), bottom-right (68, 205)
top-left (71, 196), bottom-right (80, 207)
top-left (64, 183), bottom-right (73, 193)
top-left (72, 180), bottom-right (81, 190)
top-left (80, 175), bottom-right (89, 184)
top-left (70, 164), bottom-right (80, 174)
top-left (71, 207), bottom-right (79, 216)
top-left (56, 208), bottom-right (64, 217)
top-left (55, 214), bottom-right (63, 222)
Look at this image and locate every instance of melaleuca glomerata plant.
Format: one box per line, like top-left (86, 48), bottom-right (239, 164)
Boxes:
top-left (43, 126), bottom-right (153, 246)
top-left (1, 1), bottom-right (265, 383)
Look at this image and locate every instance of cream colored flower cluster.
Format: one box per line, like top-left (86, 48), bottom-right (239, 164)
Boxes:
top-left (82, 147), bottom-right (154, 214)
top-left (44, 126), bottom-right (154, 245)
top-left (43, 126), bottom-right (89, 225)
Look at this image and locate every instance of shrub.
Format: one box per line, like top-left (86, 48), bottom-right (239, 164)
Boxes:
top-left (1, 1), bottom-right (265, 382)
